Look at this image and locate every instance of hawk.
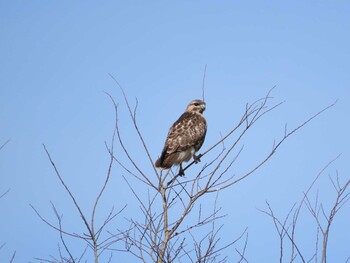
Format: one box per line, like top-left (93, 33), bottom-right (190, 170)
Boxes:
top-left (155, 99), bottom-right (207, 175)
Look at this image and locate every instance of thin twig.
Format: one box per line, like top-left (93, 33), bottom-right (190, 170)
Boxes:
top-left (51, 201), bottom-right (76, 263)
top-left (202, 64), bottom-right (207, 102)
top-left (0, 188), bottom-right (10, 200)
top-left (108, 74), bottom-right (159, 177)
top-left (9, 251), bottom-right (16, 263)
top-left (0, 139), bottom-right (10, 151)
top-left (42, 144), bottom-right (94, 240)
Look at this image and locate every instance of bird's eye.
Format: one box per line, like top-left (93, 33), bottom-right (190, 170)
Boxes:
top-left (194, 103), bottom-right (199, 106)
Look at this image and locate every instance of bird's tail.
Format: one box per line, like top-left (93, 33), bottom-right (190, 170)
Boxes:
top-left (155, 158), bottom-right (162, 168)
top-left (155, 156), bottom-right (171, 169)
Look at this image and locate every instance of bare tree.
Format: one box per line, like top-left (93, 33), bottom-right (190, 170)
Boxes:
top-left (29, 73), bottom-right (340, 262)
top-left (107, 76), bottom-right (337, 263)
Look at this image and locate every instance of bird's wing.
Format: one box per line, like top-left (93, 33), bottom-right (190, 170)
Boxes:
top-left (165, 112), bottom-right (207, 155)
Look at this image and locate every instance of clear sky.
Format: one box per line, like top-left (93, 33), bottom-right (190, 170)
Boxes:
top-left (1, 1), bottom-right (349, 262)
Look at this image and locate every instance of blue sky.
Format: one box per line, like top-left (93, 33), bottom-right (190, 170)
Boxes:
top-left (1, 1), bottom-right (350, 262)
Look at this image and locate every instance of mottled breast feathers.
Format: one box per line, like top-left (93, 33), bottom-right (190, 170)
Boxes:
top-left (155, 100), bottom-right (207, 170)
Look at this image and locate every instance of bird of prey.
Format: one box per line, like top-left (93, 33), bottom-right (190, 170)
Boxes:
top-left (155, 99), bottom-right (207, 175)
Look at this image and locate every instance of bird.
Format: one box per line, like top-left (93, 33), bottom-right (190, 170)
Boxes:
top-left (155, 99), bottom-right (207, 176)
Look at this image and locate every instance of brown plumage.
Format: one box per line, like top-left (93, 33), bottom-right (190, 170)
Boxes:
top-left (155, 99), bottom-right (207, 174)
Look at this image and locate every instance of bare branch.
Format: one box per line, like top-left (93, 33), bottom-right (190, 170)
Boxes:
top-left (259, 201), bottom-right (306, 263)
top-left (30, 204), bottom-right (87, 240)
top-left (105, 92), bottom-right (157, 189)
top-left (0, 188), bottom-right (10, 200)
top-left (236, 231), bottom-right (249, 263)
top-left (90, 93), bottom-right (119, 260)
top-left (202, 64), bottom-right (207, 102)
top-left (42, 144), bottom-right (94, 239)
top-left (209, 100), bottom-right (338, 192)
top-left (51, 201), bottom-right (76, 263)
top-left (9, 251), bottom-right (16, 263)
top-left (321, 175), bottom-right (350, 263)
top-left (35, 102), bottom-right (127, 262)
top-left (108, 74), bottom-right (159, 177)
top-left (0, 139), bottom-right (10, 151)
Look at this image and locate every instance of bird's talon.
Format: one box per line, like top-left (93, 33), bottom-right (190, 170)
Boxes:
top-left (178, 164), bottom-right (185, 176)
top-left (193, 154), bottom-right (202, 164)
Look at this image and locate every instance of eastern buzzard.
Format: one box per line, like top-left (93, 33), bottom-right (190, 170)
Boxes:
top-left (155, 99), bottom-right (207, 175)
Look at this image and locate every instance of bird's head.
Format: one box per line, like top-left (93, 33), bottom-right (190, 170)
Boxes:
top-left (186, 99), bottom-right (206, 114)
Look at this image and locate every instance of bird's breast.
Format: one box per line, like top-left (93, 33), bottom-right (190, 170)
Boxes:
top-left (177, 147), bottom-right (195, 163)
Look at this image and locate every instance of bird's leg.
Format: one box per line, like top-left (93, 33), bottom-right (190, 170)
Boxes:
top-left (193, 153), bottom-right (202, 164)
top-left (179, 163), bottom-right (185, 176)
